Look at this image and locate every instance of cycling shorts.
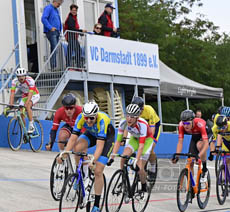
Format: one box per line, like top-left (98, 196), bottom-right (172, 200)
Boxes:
top-left (19, 94), bottom-right (40, 106)
top-left (188, 134), bottom-right (202, 156)
top-left (222, 138), bottom-right (230, 151)
top-left (78, 124), bottom-right (115, 165)
top-left (60, 123), bottom-right (73, 136)
top-left (126, 136), bottom-right (153, 161)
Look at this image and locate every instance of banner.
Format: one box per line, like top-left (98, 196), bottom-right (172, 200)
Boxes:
top-left (86, 34), bottom-right (160, 79)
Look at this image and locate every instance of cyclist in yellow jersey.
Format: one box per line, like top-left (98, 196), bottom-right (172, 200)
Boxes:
top-left (131, 96), bottom-right (161, 181)
top-left (212, 115), bottom-right (230, 152)
top-left (57, 101), bottom-right (115, 212)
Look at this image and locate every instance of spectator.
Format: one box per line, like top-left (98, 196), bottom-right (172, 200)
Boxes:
top-left (41, 0), bottom-right (63, 70)
top-left (98, 3), bottom-right (117, 37)
top-left (195, 109), bottom-right (202, 118)
top-left (93, 23), bottom-right (103, 35)
top-left (64, 4), bottom-right (87, 69)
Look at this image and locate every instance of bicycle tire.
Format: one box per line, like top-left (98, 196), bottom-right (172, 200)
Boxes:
top-left (216, 164), bottom-right (228, 205)
top-left (59, 173), bottom-right (81, 212)
top-left (50, 153), bottom-right (70, 201)
top-left (105, 169), bottom-right (125, 212)
top-left (29, 119), bottom-right (44, 152)
top-left (7, 117), bottom-right (23, 151)
top-left (197, 169), bottom-right (211, 209)
top-left (177, 168), bottom-right (191, 212)
top-left (86, 171), bottom-right (106, 212)
top-left (215, 152), bottom-right (222, 177)
top-left (132, 172), bottom-right (151, 212)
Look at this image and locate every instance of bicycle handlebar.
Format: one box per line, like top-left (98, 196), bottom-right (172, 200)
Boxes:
top-left (59, 151), bottom-right (88, 158)
top-left (173, 153), bottom-right (199, 161)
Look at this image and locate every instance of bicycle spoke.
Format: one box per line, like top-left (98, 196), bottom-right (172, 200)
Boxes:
top-left (29, 119), bottom-right (43, 152)
top-left (216, 165), bottom-right (228, 205)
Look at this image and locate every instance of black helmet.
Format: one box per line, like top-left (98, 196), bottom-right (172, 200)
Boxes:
top-left (131, 96), bottom-right (144, 109)
top-left (126, 104), bottom-right (141, 116)
top-left (180, 110), bottom-right (195, 121)
top-left (62, 93), bottom-right (76, 106)
top-left (216, 115), bottom-right (227, 128)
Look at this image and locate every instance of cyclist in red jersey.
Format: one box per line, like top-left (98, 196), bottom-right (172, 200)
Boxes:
top-left (45, 93), bottom-right (82, 151)
top-left (172, 110), bottom-right (209, 181)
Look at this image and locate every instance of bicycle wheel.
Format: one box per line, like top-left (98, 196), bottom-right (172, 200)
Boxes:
top-left (86, 170), bottom-right (106, 212)
top-left (215, 152), bottom-right (222, 177)
top-left (105, 169), bottom-right (125, 212)
top-left (29, 119), bottom-right (44, 152)
top-left (197, 169), bottom-right (211, 209)
top-left (132, 173), bottom-right (151, 212)
top-left (7, 117), bottom-right (23, 151)
top-left (177, 168), bottom-right (191, 212)
top-left (59, 173), bottom-right (81, 212)
top-left (216, 164), bottom-right (228, 205)
top-left (50, 154), bottom-right (70, 201)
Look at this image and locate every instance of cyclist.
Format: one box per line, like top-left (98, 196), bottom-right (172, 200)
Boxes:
top-left (4, 67), bottom-right (40, 133)
top-left (45, 93), bottom-right (82, 151)
top-left (212, 115), bottom-right (230, 153)
top-left (109, 104), bottom-right (154, 194)
top-left (172, 110), bottom-right (209, 183)
top-left (131, 96), bottom-right (160, 181)
top-left (57, 101), bottom-right (115, 212)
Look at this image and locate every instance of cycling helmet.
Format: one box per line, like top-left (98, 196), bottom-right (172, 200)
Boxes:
top-left (131, 96), bottom-right (144, 109)
top-left (16, 68), bottom-right (27, 76)
top-left (216, 115), bottom-right (227, 128)
top-left (126, 104), bottom-right (141, 116)
top-left (217, 106), bottom-right (224, 114)
top-left (180, 110), bottom-right (195, 121)
top-left (62, 93), bottom-right (76, 106)
top-left (83, 102), bottom-right (99, 117)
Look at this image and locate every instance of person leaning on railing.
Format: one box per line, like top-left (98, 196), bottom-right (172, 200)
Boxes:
top-left (41, 0), bottom-right (63, 70)
top-left (4, 68), bottom-right (40, 134)
top-left (45, 93), bottom-right (83, 151)
top-left (64, 4), bottom-right (87, 69)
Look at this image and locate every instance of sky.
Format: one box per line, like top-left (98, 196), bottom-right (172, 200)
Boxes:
top-left (188, 0), bottom-right (230, 34)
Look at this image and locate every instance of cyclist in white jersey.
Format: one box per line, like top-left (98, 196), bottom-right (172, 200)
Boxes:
top-left (108, 104), bottom-right (153, 192)
top-left (4, 68), bottom-right (40, 133)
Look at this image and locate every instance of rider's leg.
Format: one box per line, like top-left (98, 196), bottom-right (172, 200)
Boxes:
top-left (94, 162), bottom-right (105, 208)
top-left (197, 140), bottom-right (208, 173)
top-left (25, 100), bottom-right (33, 122)
top-left (58, 129), bottom-right (71, 151)
top-left (208, 140), bottom-right (216, 161)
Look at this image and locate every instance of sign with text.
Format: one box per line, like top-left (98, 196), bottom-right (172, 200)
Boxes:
top-left (86, 34), bottom-right (160, 79)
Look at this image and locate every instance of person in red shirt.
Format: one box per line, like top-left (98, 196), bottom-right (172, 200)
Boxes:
top-left (172, 110), bottom-right (209, 180)
top-left (98, 3), bottom-right (117, 37)
top-left (64, 4), bottom-right (87, 68)
top-left (45, 93), bottom-right (82, 151)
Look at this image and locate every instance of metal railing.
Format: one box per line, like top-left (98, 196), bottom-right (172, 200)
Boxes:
top-left (0, 43), bottom-right (19, 102)
top-left (161, 122), bottom-right (179, 133)
top-left (34, 31), bottom-right (86, 110)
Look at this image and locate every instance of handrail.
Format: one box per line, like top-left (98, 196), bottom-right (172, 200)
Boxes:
top-left (0, 43), bottom-right (19, 73)
top-left (0, 102), bottom-right (56, 113)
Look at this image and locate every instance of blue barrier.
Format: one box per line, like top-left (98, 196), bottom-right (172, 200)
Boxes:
top-left (0, 115), bottom-right (203, 158)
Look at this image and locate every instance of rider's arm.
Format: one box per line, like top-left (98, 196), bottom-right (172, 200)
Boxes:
top-left (65, 133), bottom-right (79, 152)
top-left (176, 138), bottom-right (183, 153)
top-left (9, 91), bottom-right (15, 105)
top-left (217, 134), bottom-right (223, 147)
top-left (111, 133), bottom-right (123, 159)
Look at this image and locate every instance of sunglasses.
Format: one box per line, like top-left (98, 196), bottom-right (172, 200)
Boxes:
top-left (126, 114), bottom-right (138, 119)
top-left (96, 27), bottom-right (102, 30)
top-left (84, 116), bottom-right (96, 121)
top-left (218, 125), bottom-right (227, 130)
top-left (65, 106), bottom-right (75, 110)
top-left (182, 121), bottom-right (191, 125)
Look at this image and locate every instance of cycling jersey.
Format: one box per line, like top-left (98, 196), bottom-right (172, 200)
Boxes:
top-left (11, 76), bottom-right (39, 97)
top-left (117, 117), bottom-right (153, 144)
top-left (212, 121), bottom-right (230, 151)
top-left (73, 111), bottom-right (112, 140)
top-left (52, 106), bottom-right (82, 130)
top-left (141, 105), bottom-right (160, 127)
top-left (178, 118), bottom-right (208, 140)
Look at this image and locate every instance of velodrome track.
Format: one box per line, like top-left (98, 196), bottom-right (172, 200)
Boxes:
top-left (1, 148), bottom-right (230, 212)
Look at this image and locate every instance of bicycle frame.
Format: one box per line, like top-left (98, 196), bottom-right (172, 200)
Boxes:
top-left (220, 154), bottom-right (230, 185)
top-left (14, 109), bottom-right (40, 139)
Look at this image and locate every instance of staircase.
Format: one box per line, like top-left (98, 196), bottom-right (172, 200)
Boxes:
top-left (35, 31), bottom-right (86, 119)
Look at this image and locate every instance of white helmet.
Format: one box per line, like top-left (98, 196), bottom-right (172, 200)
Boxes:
top-left (83, 102), bottom-right (99, 116)
top-left (16, 68), bottom-right (27, 76)
top-left (126, 104), bottom-right (141, 116)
